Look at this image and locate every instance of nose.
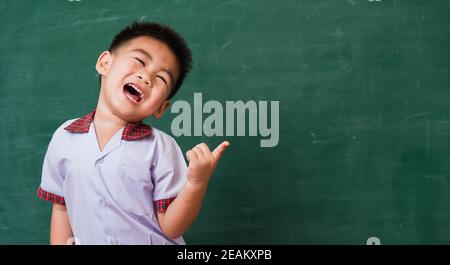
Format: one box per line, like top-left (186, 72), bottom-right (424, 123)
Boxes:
top-left (137, 74), bottom-right (150, 86)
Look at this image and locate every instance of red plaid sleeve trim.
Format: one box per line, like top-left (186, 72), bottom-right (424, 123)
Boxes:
top-left (154, 197), bottom-right (176, 213)
top-left (37, 186), bottom-right (65, 205)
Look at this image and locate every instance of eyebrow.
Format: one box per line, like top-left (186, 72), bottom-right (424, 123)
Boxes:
top-left (131, 48), bottom-right (176, 84)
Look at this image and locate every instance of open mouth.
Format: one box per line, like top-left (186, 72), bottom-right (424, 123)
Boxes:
top-left (123, 83), bottom-right (144, 104)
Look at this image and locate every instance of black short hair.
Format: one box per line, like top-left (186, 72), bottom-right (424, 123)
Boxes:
top-left (108, 21), bottom-right (192, 99)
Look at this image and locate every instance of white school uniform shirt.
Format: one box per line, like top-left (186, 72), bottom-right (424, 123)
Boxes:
top-left (37, 110), bottom-right (187, 245)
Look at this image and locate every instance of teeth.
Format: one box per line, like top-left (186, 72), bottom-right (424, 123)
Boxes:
top-left (128, 83), bottom-right (144, 99)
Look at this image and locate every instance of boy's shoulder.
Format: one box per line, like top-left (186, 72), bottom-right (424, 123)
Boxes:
top-left (52, 118), bottom-right (78, 139)
top-left (150, 126), bottom-right (181, 150)
top-left (45, 119), bottom-right (78, 155)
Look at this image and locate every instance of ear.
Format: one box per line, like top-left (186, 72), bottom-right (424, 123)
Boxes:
top-left (95, 51), bottom-right (112, 76)
top-left (153, 100), bottom-right (171, 119)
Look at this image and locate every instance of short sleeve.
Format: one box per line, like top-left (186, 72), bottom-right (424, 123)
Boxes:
top-left (151, 132), bottom-right (187, 213)
top-left (37, 121), bottom-right (72, 205)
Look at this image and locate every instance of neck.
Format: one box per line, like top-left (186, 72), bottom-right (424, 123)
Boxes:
top-left (94, 98), bottom-right (128, 130)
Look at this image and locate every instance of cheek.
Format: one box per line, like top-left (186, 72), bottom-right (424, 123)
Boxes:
top-left (144, 90), bottom-right (167, 110)
top-left (109, 62), bottom-right (133, 80)
top-left (152, 84), bottom-right (170, 99)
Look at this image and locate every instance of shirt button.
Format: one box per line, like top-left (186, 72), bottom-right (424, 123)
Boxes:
top-left (98, 158), bottom-right (104, 164)
top-left (99, 199), bottom-right (106, 207)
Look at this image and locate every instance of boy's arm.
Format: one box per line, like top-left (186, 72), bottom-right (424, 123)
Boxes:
top-left (157, 141), bottom-right (229, 239)
top-left (50, 203), bottom-right (73, 245)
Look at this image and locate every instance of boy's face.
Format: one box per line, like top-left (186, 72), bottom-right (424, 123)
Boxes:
top-left (96, 36), bottom-right (180, 122)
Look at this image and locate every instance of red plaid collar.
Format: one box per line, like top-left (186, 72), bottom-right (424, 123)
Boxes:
top-left (64, 109), bottom-right (152, 141)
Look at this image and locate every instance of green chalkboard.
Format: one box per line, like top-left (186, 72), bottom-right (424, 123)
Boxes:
top-left (1, 0), bottom-right (450, 244)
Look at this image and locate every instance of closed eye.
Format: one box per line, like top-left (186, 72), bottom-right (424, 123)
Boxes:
top-left (157, 75), bottom-right (167, 85)
top-left (134, 57), bottom-right (145, 66)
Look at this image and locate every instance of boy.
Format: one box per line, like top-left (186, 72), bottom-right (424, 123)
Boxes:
top-left (37, 21), bottom-right (229, 245)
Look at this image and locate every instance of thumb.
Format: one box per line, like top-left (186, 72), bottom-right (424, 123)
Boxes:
top-left (212, 141), bottom-right (230, 162)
